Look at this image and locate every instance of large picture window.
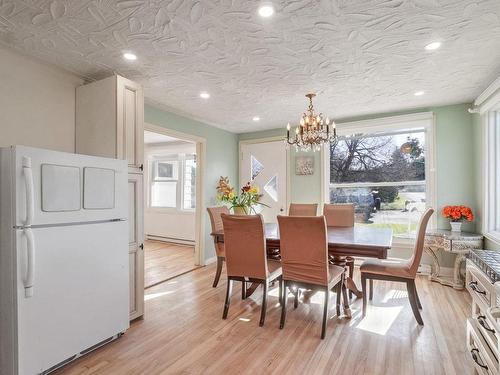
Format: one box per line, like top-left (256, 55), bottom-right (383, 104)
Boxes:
top-left (149, 154), bottom-right (196, 210)
top-left (325, 113), bottom-right (435, 240)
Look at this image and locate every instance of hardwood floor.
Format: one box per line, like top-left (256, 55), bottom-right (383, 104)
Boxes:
top-left (144, 240), bottom-right (197, 288)
top-left (56, 264), bottom-right (473, 375)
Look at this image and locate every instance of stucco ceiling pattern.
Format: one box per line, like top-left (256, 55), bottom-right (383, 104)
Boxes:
top-left (0, 0), bottom-right (499, 132)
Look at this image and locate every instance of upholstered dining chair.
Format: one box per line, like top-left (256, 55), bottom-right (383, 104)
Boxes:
top-left (288, 203), bottom-right (318, 217)
top-left (221, 214), bottom-right (282, 326)
top-left (360, 208), bottom-right (434, 325)
top-left (323, 203), bottom-right (356, 297)
top-left (277, 215), bottom-right (349, 339)
top-left (207, 206), bottom-right (229, 288)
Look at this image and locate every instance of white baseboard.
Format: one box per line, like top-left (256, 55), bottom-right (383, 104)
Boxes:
top-left (146, 234), bottom-right (195, 246)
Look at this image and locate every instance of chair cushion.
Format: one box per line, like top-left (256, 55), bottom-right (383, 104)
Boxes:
top-left (360, 258), bottom-right (413, 279)
top-left (267, 259), bottom-right (282, 280)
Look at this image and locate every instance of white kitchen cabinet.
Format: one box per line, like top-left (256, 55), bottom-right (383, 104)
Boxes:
top-left (128, 173), bottom-right (144, 320)
top-left (76, 75), bottom-right (145, 321)
top-left (76, 75), bottom-right (144, 173)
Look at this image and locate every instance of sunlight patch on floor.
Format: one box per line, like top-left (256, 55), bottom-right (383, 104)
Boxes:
top-left (144, 290), bottom-right (175, 301)
top-left (356, 305), bottom-right (403, 335)
top-left (381, 288), bottom-right (408, 303)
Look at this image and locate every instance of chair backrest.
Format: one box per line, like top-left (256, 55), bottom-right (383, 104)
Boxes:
top-left (323, 203), bottom-right (355, 227)
top-left (289, 203), bottom-right (318, 217)
top-left (207, 206), bottom-right (229, 257)
top-left (277, 215), bottom-right (329, 286)
top-left (407, 208), bottom-right (434, 277)
top-left (221, 214), bottom-right (268, 279)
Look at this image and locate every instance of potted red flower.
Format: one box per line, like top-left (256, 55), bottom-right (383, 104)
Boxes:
top-left (442, 205), bottom-right (473, 232)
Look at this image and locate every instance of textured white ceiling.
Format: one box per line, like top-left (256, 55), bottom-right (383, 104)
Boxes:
top-left (1, 0), bottom-right (500, 133)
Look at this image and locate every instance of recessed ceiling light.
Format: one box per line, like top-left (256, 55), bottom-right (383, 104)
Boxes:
top-left (414, 91), bottom-right (425, 96)
top-left (199, 92), bottom-right (210, 99)
top-left (425, 42), bottom-right (441, 51)
top-left (258, 4), bottom-right (274, 18)
top-left (252, 116), bottom-right (260, 122)
top-left (123, 52), bottom-right (137, 61)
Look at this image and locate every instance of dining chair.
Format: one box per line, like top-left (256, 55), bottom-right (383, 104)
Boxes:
top-left (221, 214), bottom-right (282, 326)
top-left (277, 215), bottom-right (349, 339)
top-left (288, 203), bottom-right (318, 216)
top-left (360, 208), bottom-right (434, 325)
top-left (207, 206), bottom-right (229, 288)
top-left (323, 203), bottom-right (356, 297)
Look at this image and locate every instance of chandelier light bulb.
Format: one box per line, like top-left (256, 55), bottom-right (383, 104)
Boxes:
top-left (295, 127), bottom-right (299, 134)
top-left (286, 123), bottom-right (290, 131)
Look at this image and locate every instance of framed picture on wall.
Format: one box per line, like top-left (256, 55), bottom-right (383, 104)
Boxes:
top-left (295, 156), bottom-right (314, 175)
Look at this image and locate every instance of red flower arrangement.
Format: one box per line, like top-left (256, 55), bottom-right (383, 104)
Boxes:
top-left (442, 205), bottom-right (473, 222)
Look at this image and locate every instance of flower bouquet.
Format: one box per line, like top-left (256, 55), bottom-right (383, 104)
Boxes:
top-left (442, 205), bottom-right (473, 232)
top-left (216, 176), bottom-right (268, 214)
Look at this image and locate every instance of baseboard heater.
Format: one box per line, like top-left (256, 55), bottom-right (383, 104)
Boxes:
top-left (146, 234), bottom-right (195, 246)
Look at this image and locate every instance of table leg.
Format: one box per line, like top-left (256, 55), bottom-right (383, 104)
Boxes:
top-left (330, 255), bottom-right (362, 306)
top-left (245, 283), bottom-right (260, 298)
top-left (452, 254), bottom-right (466, 290)
top-left (424, 245), bottom-right (441, 281)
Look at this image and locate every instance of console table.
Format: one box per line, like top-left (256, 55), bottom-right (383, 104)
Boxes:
top-left (424, 230), bottom-right (483, 290)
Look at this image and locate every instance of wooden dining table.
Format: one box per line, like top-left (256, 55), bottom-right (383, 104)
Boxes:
top-left (211, 223), bottom-right (393, 317)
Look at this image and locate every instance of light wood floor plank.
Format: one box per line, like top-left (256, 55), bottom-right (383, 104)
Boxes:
top-left (55, 264), bottom-right (473, 375)
top-left (144, 240), bottom-right (197, 288)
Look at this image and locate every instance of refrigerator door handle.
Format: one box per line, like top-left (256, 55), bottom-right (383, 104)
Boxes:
top-left (23, 228), bottom-right (35, 298)
top-left (22, 156), bottom-right (35, 227)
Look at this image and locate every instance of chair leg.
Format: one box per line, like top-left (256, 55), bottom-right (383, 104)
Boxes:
top-left (212, 257), bottom-right (224, 288)
top-left (222, 279), bottom-right (233, 319)
top-left (294, 287), bottom-right (299, 309)
top-left (336, 280), bottom-right (342, 316)
top-left (241, 281), bottom-right (247, 300)
top-left (347, 257), bottom-right (354, 299)
top-left (369, 279), bottom-right (374, 301)
top-left (361, 273), bottom-right (367, 317)
top-left (406, 279), bottom-right (424, 325)
top-left (415, 287), bottom-right (422, 310)
top-left (321, 289), bottom-right (329, 339)
top-left (341, 275), bottom-right (350, 316)
top-left (278, 277), bottom-right (283, 306)
top-left (259, 282), bottom-right (268, 327)
top-left (280, 283), bottom-right (288, 329)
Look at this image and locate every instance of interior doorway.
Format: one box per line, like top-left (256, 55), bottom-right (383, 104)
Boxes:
top-left (143, 125), bottom-right (205, 288)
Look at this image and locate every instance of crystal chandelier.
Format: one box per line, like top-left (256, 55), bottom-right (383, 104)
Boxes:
top-left (285, 93), bottom-right (337, 152)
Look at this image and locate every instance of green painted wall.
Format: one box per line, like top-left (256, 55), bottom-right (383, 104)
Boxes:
top-left (145, 105), bottom-right (239, 261)
top-left (239, 103), bottom-right (478, 231)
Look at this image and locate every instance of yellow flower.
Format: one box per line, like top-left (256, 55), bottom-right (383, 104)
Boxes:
top-left (228, 192), bottom-right (235, 199)
top-left (249, 186), bottom-right (259, 194)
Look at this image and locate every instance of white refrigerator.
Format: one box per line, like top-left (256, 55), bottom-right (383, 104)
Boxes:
top-left (0, 146), bottom-right (130, 375)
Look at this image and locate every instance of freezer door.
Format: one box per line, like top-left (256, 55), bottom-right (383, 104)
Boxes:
top-left (15, 221), bottom-right (129, 375)
top-left (11, 146), bottom-right (128, 227)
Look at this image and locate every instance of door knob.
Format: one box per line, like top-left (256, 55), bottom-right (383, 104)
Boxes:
top-left (280, 208), bottom-right (284, 212)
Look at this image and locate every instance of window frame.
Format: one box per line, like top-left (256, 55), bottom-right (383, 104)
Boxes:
top-left (477, 78), bottom-right (500, 243)
top-left (321, 112), bottom-right (437, 246)
top-left (147, 153), bottom-right (196, 213)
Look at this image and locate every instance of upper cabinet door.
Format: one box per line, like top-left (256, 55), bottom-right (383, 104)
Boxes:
top-left (116, 76), bottom-right (144, 173)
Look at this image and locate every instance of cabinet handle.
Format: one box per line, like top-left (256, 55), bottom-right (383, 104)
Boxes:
top-left (139, 243), bottom-right (144, 250)
top-left (478, 315), bottom-right (496, 334)
top-left (469, 281), bottom-right (486, 295)
top-left (139, 164), bottom-right (143, 171)
top-left (471, 349), bottom-right (488, 370)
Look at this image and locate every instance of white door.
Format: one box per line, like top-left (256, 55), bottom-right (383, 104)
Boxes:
top-left (128, 173), bottom-right (144, 320)
top-left (116, 76), bottom-right (144, 173)
top-left (16, 221), bottom-right (129, 375)
top-left (12, 146), bottom-right (128, 227)
top-left (240, 140), bottom-right (288, 223)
